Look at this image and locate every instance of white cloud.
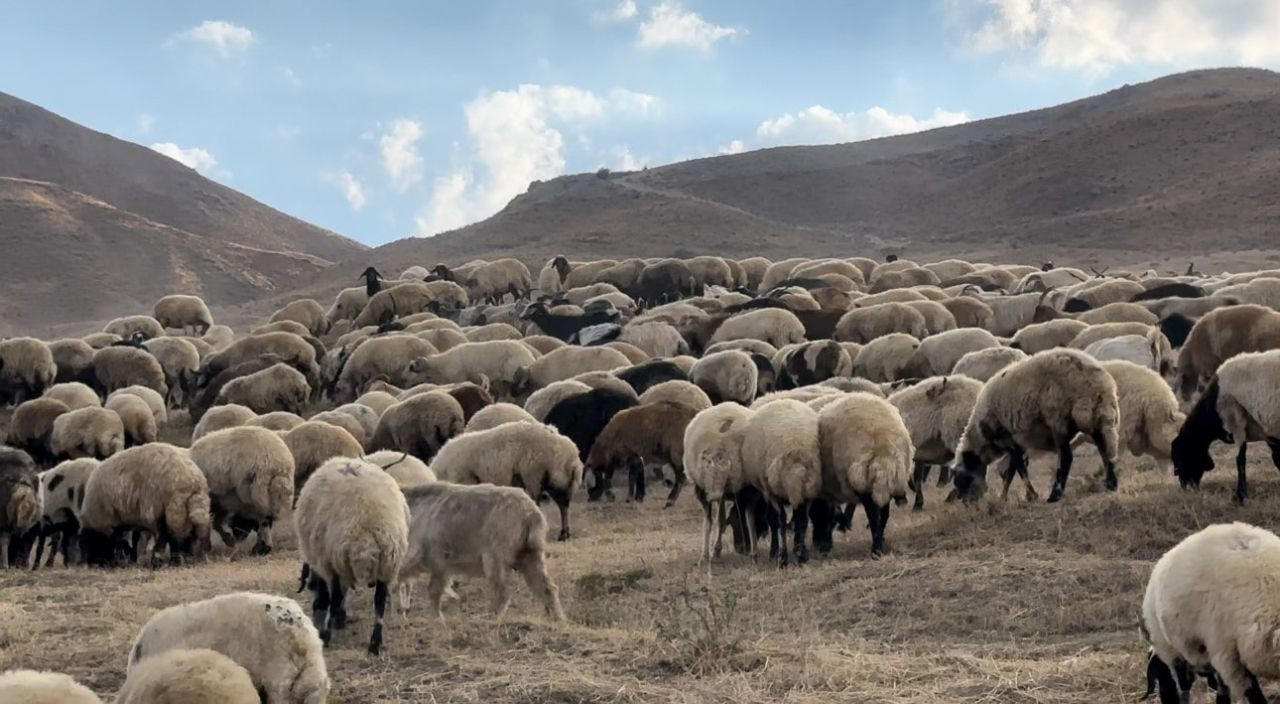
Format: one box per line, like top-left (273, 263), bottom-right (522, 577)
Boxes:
top-left (614, 147), bottom-right (643, 171)
top-left (325, 171), bottom-right (367, 211)
top-left (149, 142), bottom-right (218, 173)
top-left (593, 0), bottom-right (638, 24)
top-left (137, 114), bottom-right (155, 135)
top-left (756, 105), bottom-right (970, 145)
top-left (610, 88), bottom-right (658, 115)
top-left (637, 2), bottom-right (743, 51)
top-left (717, 139), bottom-right (745, 155)
top-left (281, 66), bottom-right (300, 87)
top-left (378, 118), bottom-right (425, 193)
top-left (419, 171), bottom-right (474, 234)
top-left (172, 20), bottom-right (255, 58)
top-left (964, 0), bottom-right (1280, 74)
top-left (545, 85), bottom-right (606, 120)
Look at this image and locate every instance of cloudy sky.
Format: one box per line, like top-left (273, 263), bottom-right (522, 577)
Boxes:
top-left (5, 1), bottom-right (1278, 246)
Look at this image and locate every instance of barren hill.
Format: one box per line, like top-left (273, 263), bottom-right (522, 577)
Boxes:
top-left (0, 92), bottom-right (366, 335)
top-left (303, 67), bottom-right (1280, 299)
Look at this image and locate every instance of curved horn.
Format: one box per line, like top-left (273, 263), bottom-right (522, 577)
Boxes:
top-left (377, 452), bottom-right (410, 471)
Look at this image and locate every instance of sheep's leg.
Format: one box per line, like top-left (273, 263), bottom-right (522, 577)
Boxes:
top-left (251, 521), bottom-right (273, 556)
top-left (739, 491), bottom-right (759, 562)
top-left (329, 578), bottom-right (347, 630)
top-left (368, 581), bottom-right (389, 656)
top-left (697, 490), bottom-right (713, 564)
top-left (911, 461), bottom-right (929, 512)
top-left (31, 530), bottom-right (46, 570)
top-left (426, 571), bottom-right (448, 619)
top-left (518, 553), bottom-right (565, 621)
top-left (0, 535), bottom-right (8, 568)
top-left (810, 500), bottom-right (834, 556)
top-left (858, 494), bottom-right (886, 557)
top-left (1047, 439), bottom-right (1075, 503)
top-left (1267, 437), bottom-right (1280, 472)
top-left (484, 556), bottom-right (512, 619)
top-left (767, 506), bottom-right (780, 560)
top-left (792, 499), bottom-right (810, 566)
top-left (712, 498), bottom-right (726, 559)
top-left (1235, 442), bottom-right (1250, 505)
top-left (549, 489), bottom-right (571, 541)
top-left (311, 578), bottom-right (332, 645)
top-left (774, 500), bottom-right (790, 568)
top-left (663, 467), bottom-right (685, 508)
top-left (935, 464), bottom-right (952, 487)
top-left (1092, 430), bottom-right (1119, 492)
top-left (999, 452), bottom-right (1024, 501)
top-left (1242, 674), bottom-right (1267, 704)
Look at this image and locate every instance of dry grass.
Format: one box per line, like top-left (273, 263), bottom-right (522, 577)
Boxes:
top-left (1, 416), bottom-right (1273, 702)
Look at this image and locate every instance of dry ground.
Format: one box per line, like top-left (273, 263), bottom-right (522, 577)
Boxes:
top-left (1, 417), bottom-right (1275, 702)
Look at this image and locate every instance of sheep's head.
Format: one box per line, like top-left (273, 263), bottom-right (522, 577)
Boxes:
top-left (80, 528), bottom-right (125, 567)
top-left (359, 266), bottom-right (382, 282)
top-left (1171, 381), bottom-right (1226, 488)
top-left (406, 356), bottom-right (442, 385)
top-left (429, 264), bottom-right (454, 281)
top-left (950, 450), bottom-right (989, 502)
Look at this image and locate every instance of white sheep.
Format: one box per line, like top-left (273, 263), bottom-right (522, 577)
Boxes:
top-left (117, 648), bottom-right (259, 704)
top-left (42, 382), bottom-right (99, 410)
top-left (835, 303), bottom-right (927, 343)
top-left (50, 406), bottom-right (124, 460)
top-left (192, 404), bottom-right (256, 442)
top-left (215, 363), bottom-right (310, 416)
top-left (245, 411), bottom-right (305, 432)
top-left (285, 421), bottom-right (366, 488)
top-left (524, 380), bottom-right (592, 421)
top-left (30, 457), bottom-right (98, 568)
top-left (0, 670), bottom-right (101, 703)
top-left (104, 393), bottom-right (157, 447)
top-left (888, 376), bottom-right (984, 510)
top-left (465, 402), bottom-right (536, 432)
top-left (690, 350), bottom-right (759, 405)
top-left (740, 399), bottom-right (822, 565)
top-left (364, 450), bottom-right (437, 487)
top-left (708, 308), bottom-right (806, 349)
top-left (904, 328), bottom-right (1000, 378)
top-left (108, 385), bottom-right (167, 426)
top-left (406, 340), bottom-right (536, 398)
top-left (515, 346), bottom-right (631, 392)
top-left (154, 294), bottom-right (214, 335)
top-left (853, 333), bottom-right (920, 383)
top-left (639, 379), bottom-right (712, 412)
top-left (682, 403), bottom-right (754, 562)
top-left (950, 346), bottom-right (1027, 382)
top-left (188, 426), bottom-right (294, 555)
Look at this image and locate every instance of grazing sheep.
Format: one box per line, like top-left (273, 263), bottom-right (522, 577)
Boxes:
top-left (951, 349), bottom-right (1120, 504)
top-left (604, 341), bottom-right (650, 365)
top-left (0, 337), bottom-right (55, 405)
top-left (405, 340), bottom-right (537, 398)
top-left (127, 591), bottom-right (329, 704)
top-left (869, 266), bottom-right (941, 292)
top-left (295, 457), bottom-right (409, 654)
top-left (441, 381), bottom-right (493, 422)
top-left (537, 255), bottom-right (572, 295)
top-left (328, 286), bottom-right (371, 324)
top-left (939, 295), bottom-right (994, 330)
top-left (0, 670), bottom-right (102, 703)
top-left (432, 421), bottom-right (582, 540)
top-left (1067, 321), bottom-right (1159, 351)
top-left (524, 380), bottom-right (592, 422)
top-left (29, 458), bottom-right (97, 568)
top-left (519, 334), bottom-right (567, 356)
top-left (117, 648), bottom-right (258, 704)
top-left (284, 421), bottom-right (365, 489)
top-left (854, 288), bottom-right (928, 307)
top-left (192, 404), bottom-right (257, 442)
top-left (631, 259), bottom-right (702, 303)
top-left (201, 324), bottom-right (236, 352)
top-left (368, 391), bottom-right (465, 462)
top-left (79, 443), bottom-right (211, 566)
top-left (1073, 301), bottom-right (1159, 326)
top-left (271, 299), bottom-right (328, 336)
top-left (105, 393), bottom-right (157, 447)
top-left (1013, 268), bottom-right (1089, 293)
top-left (1141, 522), bottom-right (1280, 703)
top-left (704, 339), bottom-right (778, 358)
top-left (399, 482), bottom-right (564, 620)
top-left (544, 388), bottom-right (640, 464)
top-left (639, 379), bottom-right (712, 411)
top-left (889, 376), bottom-right (983, 511)
top-left (8, 398), bottom-right (70, 466)
top-left (82, 332), bottom-right (123, 349)
top-left (951, 346), bottom-right (1027, 382)
top-left (1175, 304), bottom-right (1280, 401)
top-left (198, 332), bottom-right (317, 390)
top-left (245, 411), bottom-right (305, 432)
top-left (906, 300), bottom-right (958, 336)
top-left (515, 346), bottom-right (631, 392)
top-left (154, 295), bottom-right (214, 335)
top-left (355, 390), bottom-right (400, 417)
top-left (48, 339), bottom-right (95, 385)
top-left (189, 427), bottom-right (294, 554)
top-left (817, 393), bottom-right (913, 556)
top-left (308, 411), bottom-right (368, 448)
top-left (43, 382), bottom-right (99, 410)
top-left (853, 333), bottom-right (920, 383)
top-left (614, 358), bottom-right (686, 395)
top-left (216, 363), bottom-right (310, 415)
top-left (143, 336), bottom-right (201, 406)
top-left (465, 402), bottom-right (536, 432)
top-left (775, 340), bottom-right (852, 389)
top-left (835, 303), bottom-right (927, 343)
top-left (903, 328), bottom-right (1000, 378)
top-left (104, 315), bottom-right (165, 341)
top-left (740, 399), bottom-right (822, 565)
top-left (191, 356), bottom-right (284, 422)
top-left (50, 406), bottom-right (124, 460)
top-left (707, 308), bottom-right (806, 349)
top-left (253, 320), bottom-right (312, 337)
top-left (619, 322), bottom-right (688, 358)
top-left (456, 258), bottom-right (533, 304)
top-left (683, 403), bottom-right (754, 562)
top-left (0, 447), bottom-right (40, 567)
top-left (464, 322), bottom-right (524, 343)
top-left (980, 292), bottom-right (1045, 336)
top-left (1011, 318), bottom-right (1088, 354)
top-left (519, 300), bottom-right (619, 342)
top-left (364, 450), bottom-right (436, 487)
top-left (89, 346), bottom-right (167, 399)
top-left (1084, 332), bottom-right (1169, 373)
top-left (585, 402), bottom-right (696, 506)
top-left (1096, 360), bottom-right (1185, 474)
top-left (690, 350), bottom-right (759, 405)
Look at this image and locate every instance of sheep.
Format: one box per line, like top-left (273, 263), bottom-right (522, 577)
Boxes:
top-left (405, 340), bottom-right (537, 399)
top-left (8, 398), bottom-right (69, 467)
top-left (215, 363), bottom-right (310, 416)
top-left (364, 450), bottom-right (436, 488)
top-left (198, 332), bottom-right (317, 390)
top-left (368, 391), bottom-right (465, 462)
top-left (105, 393), bottom-right (157, 447)
top-left (432, 420), bottom-right (582, 540)
top-left (707, 308), bottom-right (806, 349)
top-left (88, 345), bottom-right (167, 399)
top-left (515, 345), bottom-right (631, 393)
top-left (854, 288), bottom-right (928, 307)
top-left (1141, 522), bottom-right (1280, 703)
top-left (686, 255), bottom-right (735, 289)
top-left (1061, 278), bottom-right (1145, 311)
top-left (817, 393), bottom-right (913, 556)
top-left (923, 259), bottom-right (977, 282)
top-left (939, 295), bottom-right (994, 329)
top-left (82, 332), bottom-right (122, 349)
top-left (639, 379), bottom-right (712, 412)
top-left (1073, 301), bottom-right (1159, 326)
top-left (399, 482), bottom-right (564, 620)
top-left (835, 303), bottom-right (927, 343)
top-left (1084, 332), bottom-right (1168, 373)
top-left (544, 388), bottom-right (640, 464)
top-left (0, 670), bottom-right (102, 703)
top-left (1093, 360), bottom-right (1185, 476)
top-left (465, 402), bottom-right (535, 432)
top-left (456, 259), bottom-right (533, 303)
top-left (464, 322), bottom-right (524, 342)
top-left (142, 336), bottom-right (201, 406)
top-left (792, 258), bottom-right (866, 287)
top-left (537, 255), bottom-right (572, 295)
top-left (853, 333), bottom-right (920, 383)
top-left (1011, 318), bottom-right (1088, 354)
top-left (415, 327), bottom-right (469, 353)
top-left (619, 322), bottom-right (688, 358)
top-left (202, 324), bottom-right (236, 352)
top-left (951, 346), bottom-right (1027, 382)
top-left (888, 376), bottom-right (984, 511)
top-left (327, 286), bottom-right (370, 324)
top-left (27, 457), bottom-right (97, 568)
top-left (0, 337), bottom-right (55, 405)
top-left (271, 299), bottom-right (328, 336)
top-left (246, 411), bottom-right (305, 432)
top-left (189, 427), bottom-right (294, 554)
top-left (295, 457), bottom-right (409, 654)
top-left (524, 379), bottom-right (592, 422)
top-left (48, 338), bottom-right (95, 385)
top-left (104, 315), bottom-right (165, 340)
top-left (1175, 304), bottom-right (1280, 401)
top-left (740, 399), bottom-right (822, 565)
top-left (869, 266), bottom-right (941, 292)
top-left (585, 401), bottom-right (697, 506)
top-left (310, 411), bottom-right (367, 447)
top-left (42, 382), bottom-right (99, 410)
top-left (284, 421), bottom-right (365, 489)
top-left (951, 349), bottom-right (1120, 504)
top-left (518, 300), bottom-right (619, 342)
top-left (906, 300), bottom-right (958, 336)
top-left (354, 281), bottom-right (469, 327)
top-left (117, 648), bottom-right (258, 704)
top-left (253, 320), bottom-right (312, 337)
top-left (981, 292), bottom-right (1045, 336)
top-left (126, 591), bottom-right (329, 703)
top-left (50, 406), bottom-right (124, 460)
top-left (736, 257), bottom-right (771, 292)
top-left (1215, 277), bottom-right (1280, 309)
top-left (0, 447), bottom-right (40, 567)
top-left (333, 335), bottom-right (441, 402)
top-left (759, 258), bottom-right (806, 292)
top-left (902, 328), bottom-right (1001, 378)
top-left (613, 359), bottom-right (685, 395)
top-left (79, 443), bottom-right (211, 566)
top-left (690, 350), bottom-right (759, 405)
top-left (774, 340), bottom-right (851, 388)
top-left (1013, 268), bottom-right (1089, 293)
top-left (704, 338), bottom-right (779, 359)
top-left (601, 341), bottom-right (648, 365)
top-left (520, 335), bottom-right (566, 356)
top-left (153, 295), bottom-right (214, 335)
top-left (192, 404), bottom-right (257, 442)
top-left (682, 403), bottom-right (754, 563)
top-left (632, 259), bottom-right (702, 303)
top-left (355, 390), bottom-right (400, 417)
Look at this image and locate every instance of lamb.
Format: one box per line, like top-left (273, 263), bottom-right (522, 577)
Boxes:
top-left (951, 349), bottom-right (1120, 504)
top-left (465, 402), bottom-right (536, 432)
top-left (902, 328), bottom-right (1000, 378)
top-left (270, 299), bottom-right (329, 336)
top-left (88, 345), bottom-right (167, 399)
top-left (515, 345), bottom-right (631, 392)
top-left (295, 457), bottom-right (409, 654)
top-left (192, 404), bottom-right (256, 442)
top-left (835, 303), bottom-right (927, 343)
top-left (740, 399), bottom-right (822, 565)
top-left (399, 482), bottom-right (564, 620)
top-left (189, 427), bottom-right (294, 554)
top-left (817, 392), bottom-right (913, 556)
top-left (950, 346), bottom-right (1027, 381)
top-left (0, 447), bottom-right (40, 568)
top-left (1010, 318), bottom-right (1088, 354)
top-left (48, 339), bottom-right (95, 385)
top-left (0, 670), bottom-right (102, 703)
top-left (0, 337), bottom-right (55, 405)
top-left (690, 350), bottom-right (759, 405)
top-left (105, 393), bottom-right (157, 447)
top-left (50, 406), bottom-right (124, 460)
top-left (1141, 522), bottom-right (1280, 703)
top-left (852, 333), bottom-right (920, 383)
top-left (405, 340), bottom-right (537, 398)
top-left (1175, 304), bottom-right (1280, 400)
top-left (126, 591), bottom-right (329, 703)
top-left (154, 295), bottom-right (215, 335)
top-left (43, 382), bottom-right (99, 410)
top-left (707, 308), bottom-right (806, 349)
top-left (368, 391), bottom-right (465, 462)
top-left (683, 403), bottom-right (754, 562)
top-left (432, 420), bottom-right (582, 540)
top-left (143, 336), bottom-right (201, 406)
top-left (524, 379), bottom-right (592, 421)
top-left (215, 363), bottom-right (310, 415)
top-left (117, 648), bottom-right (259, 704)
top-left (585, 401), bottom-right (697, 506)
top-left (246, 411), bottom-right (305, 432)
top-left (8, 398), bottom-right (70, 466)
top-left (28, 457), bottom-right (96, 568)
top-left (104, 315), bottom-right (165, 340)
top-left (284, 421), bottom-right (366, 488)
top-left (639, 379), bottom-right (712, 411)
top-left (888, 376), bottom-right (984, 511)
top-left (364, 450), bottom-right (437, 487)
top-left (78, 443), bottom-right (211, 566)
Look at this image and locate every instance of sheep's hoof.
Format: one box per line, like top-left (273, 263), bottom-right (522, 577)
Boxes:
top-left (663, 500), bottom-right (676, 509)
top-left (1234, 492), bottom-right (1247, 506)
top-left (320, 629), bottom-right (332, 647)
top-left (1104, 474), bottom-right (1118, 492)
top-left (251, 542), bottom-right (272, 557)
top-left (1046, 486), bottom-right (1064, 503)
top-left (557, 530), bottom-right (570, 542)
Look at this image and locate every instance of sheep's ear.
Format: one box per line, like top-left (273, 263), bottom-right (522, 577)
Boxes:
top-left (475, 374), bottom-right (491, 393)
top-left (512, 366), bottom-right (529, 391)
top-left (408, 357), bottom-right (428, 373)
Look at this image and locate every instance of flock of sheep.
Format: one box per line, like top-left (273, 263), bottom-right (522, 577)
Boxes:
top-left (3, 252), bottom-right (1280, 702)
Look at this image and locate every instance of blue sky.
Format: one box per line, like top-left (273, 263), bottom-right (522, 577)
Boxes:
top-left (4, 1), bottom-right (1278, 246)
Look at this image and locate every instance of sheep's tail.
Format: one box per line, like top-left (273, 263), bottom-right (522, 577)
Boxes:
top-left (347, 531), bottom-right (406, 587)
top-left (867, 454), bottom-right (911, 508)
top-left (166, 489), bottom-right (212, 543)
top-left (11, 483), bottom-right (41, 531)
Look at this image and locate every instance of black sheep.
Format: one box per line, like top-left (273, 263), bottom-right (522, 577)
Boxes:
top-left (614, 359), bottom-right (687, 395)
top-left (543, 388), bottom-right (638, 464)
top-left (521, 301), bottom-right (619, 342)
top-left (359, 266), bottom-right (384, 298)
